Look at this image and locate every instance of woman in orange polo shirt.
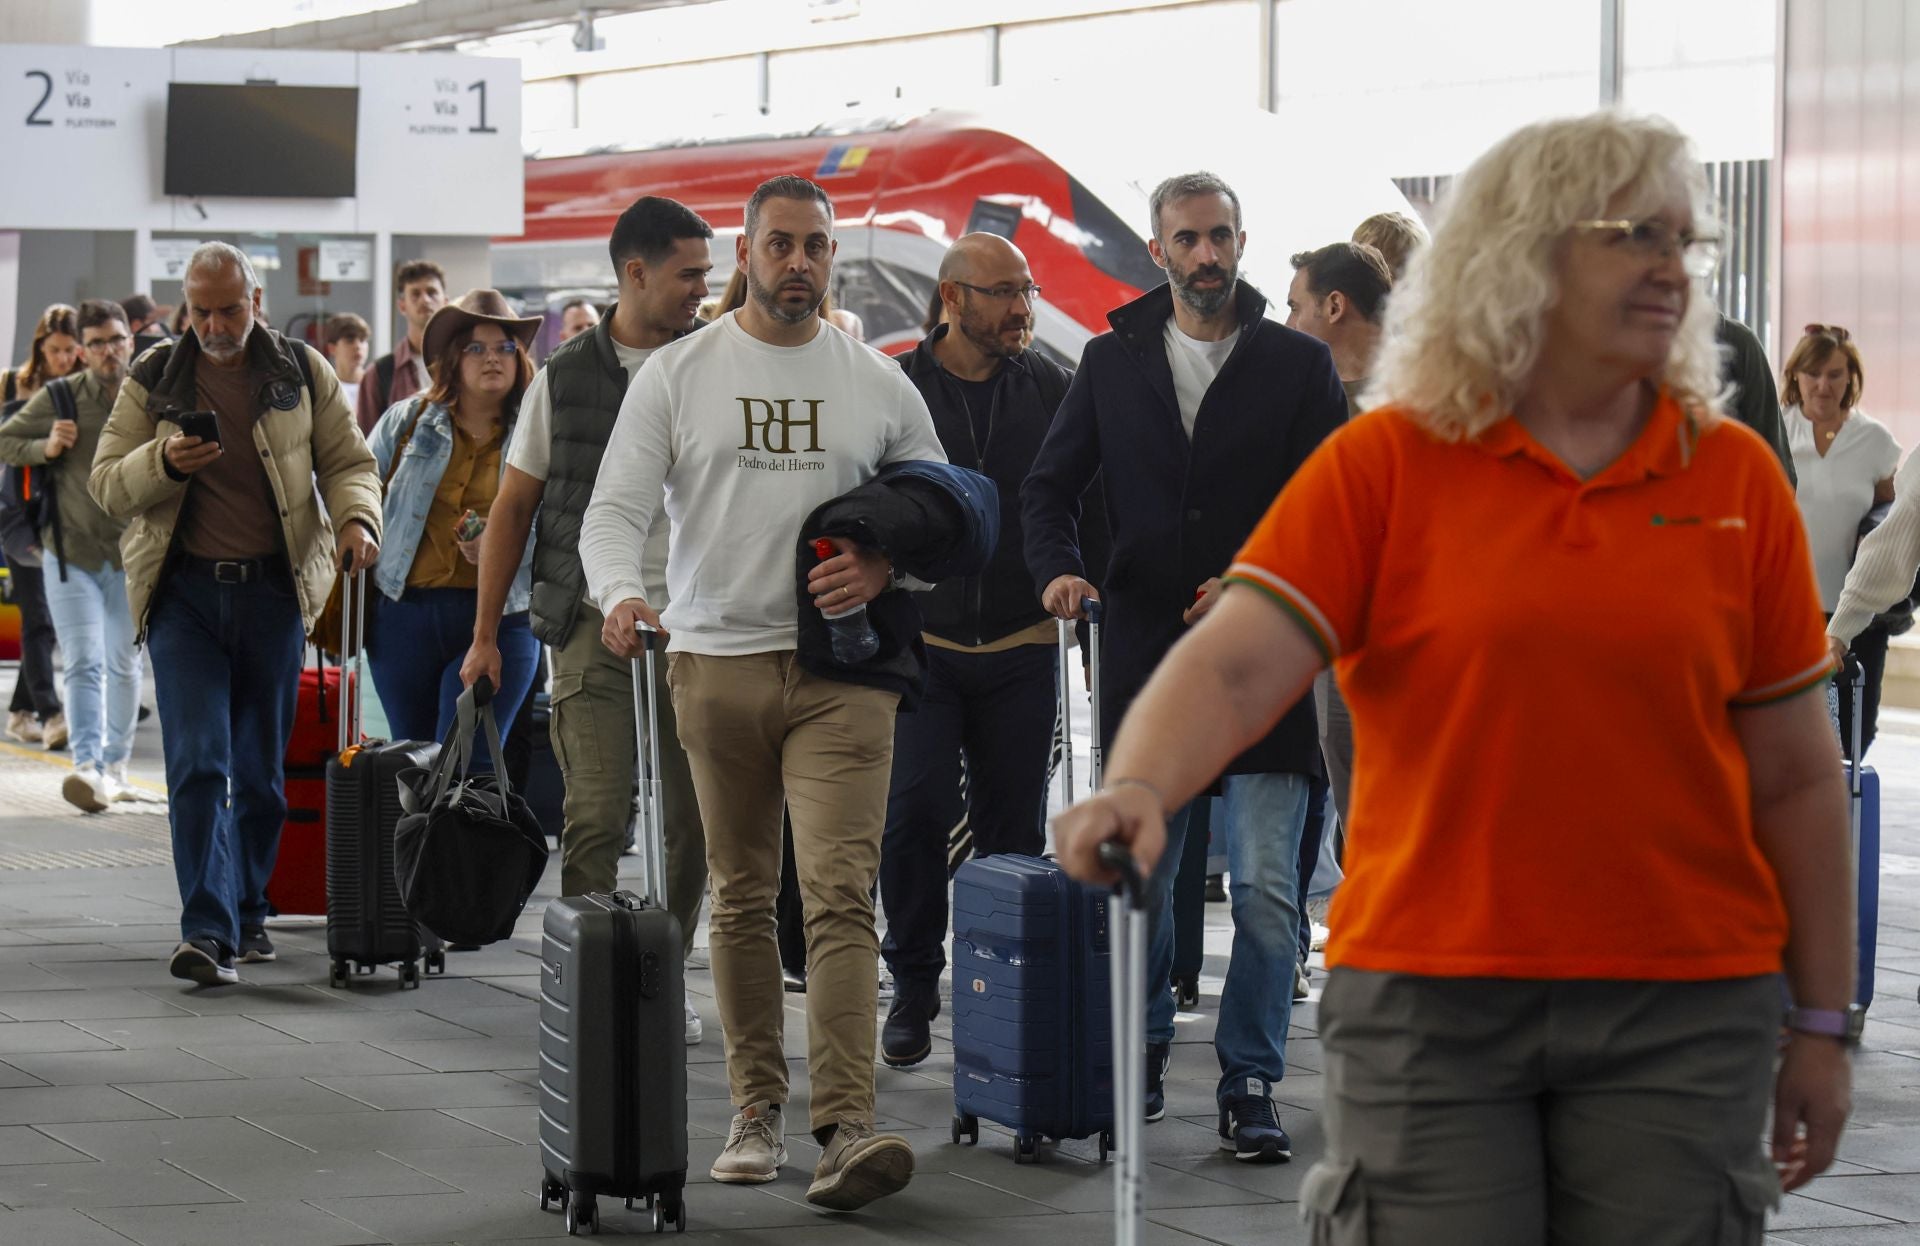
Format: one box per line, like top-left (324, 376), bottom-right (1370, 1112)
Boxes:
top-left (1057, 113), bottom-right (1854, 1245)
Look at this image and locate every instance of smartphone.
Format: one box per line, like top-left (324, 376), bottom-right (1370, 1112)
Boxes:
top-left (174, 411), bottom-right (222, 446)
top-left (455, 509), bottom-right (486, 542)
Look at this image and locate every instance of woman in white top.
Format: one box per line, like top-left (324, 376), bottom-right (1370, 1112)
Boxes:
top-left (1786, 323), bottom-right (1896, 758)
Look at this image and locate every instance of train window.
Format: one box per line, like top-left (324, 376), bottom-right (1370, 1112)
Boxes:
top-left (966, 199), bottom-right (1024, 241)
top-left (1066, 176), bottom-right (1165, 294)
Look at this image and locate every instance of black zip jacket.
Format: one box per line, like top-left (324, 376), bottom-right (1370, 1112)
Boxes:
top-left (900, 327), bottom-right (1109, 645)
top-left (794, 460), bottom-right (999, 712)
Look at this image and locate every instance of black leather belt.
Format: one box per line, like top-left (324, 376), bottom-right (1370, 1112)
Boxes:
top-left (178, 555), bottom-right (283, 584)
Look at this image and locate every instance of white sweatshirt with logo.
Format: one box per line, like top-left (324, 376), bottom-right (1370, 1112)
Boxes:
top-left (581, 312), bottom-right (945, 656)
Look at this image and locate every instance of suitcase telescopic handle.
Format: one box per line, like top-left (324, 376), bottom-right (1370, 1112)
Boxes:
top-left (1100, 837), bottom-right (1147, 1246)
top-left (336, 560), bottom-right (369, 755)
top-left (630, 619), bottom-right (667, 910)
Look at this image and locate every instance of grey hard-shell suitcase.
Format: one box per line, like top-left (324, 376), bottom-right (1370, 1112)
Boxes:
top-left (538, 622), bottom-right (689, 1235)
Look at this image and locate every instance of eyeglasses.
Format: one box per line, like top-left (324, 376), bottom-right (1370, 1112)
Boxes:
top-left (953, 281), bottom-right (1043, 304)
top-left (1804, 323), bottom-right (1852, 342)
top-left (81, 334), bottom-right (130, 352)
top-left (462, 341), bottom-right (520, 358)
top-left (1571, 219), bottom-right (1723, 279)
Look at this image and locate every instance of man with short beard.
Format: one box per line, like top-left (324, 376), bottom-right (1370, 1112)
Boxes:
top-left (1022, 172), bottom-right (1348, 1164)
top-left (0, 299), bottom-right (145, 811)
top-left (875, 233), bottom-right (1078, 1067)
top-left (91, 242), bottom-right (382, 987)
top-left (580, 175), bottom-right (943, 1210)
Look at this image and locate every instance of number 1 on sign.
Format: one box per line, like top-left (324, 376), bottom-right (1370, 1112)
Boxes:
top-left (466, 80), bottom-right (496, 134)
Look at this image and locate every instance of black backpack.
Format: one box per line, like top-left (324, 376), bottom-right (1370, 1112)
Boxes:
top-left (0, 376), bottom-right (78, 580)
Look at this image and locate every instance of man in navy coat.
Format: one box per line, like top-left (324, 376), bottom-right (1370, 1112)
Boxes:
top-left (1022, 172), bottom-right (1348, 1164)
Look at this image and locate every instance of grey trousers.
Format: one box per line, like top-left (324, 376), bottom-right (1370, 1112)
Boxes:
top-left (1304, 969), bottom-right (1782, 1246)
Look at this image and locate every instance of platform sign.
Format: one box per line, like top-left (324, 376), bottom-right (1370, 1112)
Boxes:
top-left (150, 238), bottom-right (204, 280)
top-left (355, 54), bottom-right (522, 234)
top-left (0, 46), bottom-right (167, 230)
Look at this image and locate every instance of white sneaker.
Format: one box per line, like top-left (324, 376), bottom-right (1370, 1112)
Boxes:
top-left (710, 1101), bottom-right (784, 1183)
top-left (6, 710), bottom-right (42, 744)
top-left (41, 712), bottom-right (68, 751)
top-left (684, 996), bottom-right (703, 1045)
top-left (101, 762), bottom-right (137, 803)
top-left (61, 766), bottom-right (109, 814)
top-left (1310, 921), bottom-right (1330, 952)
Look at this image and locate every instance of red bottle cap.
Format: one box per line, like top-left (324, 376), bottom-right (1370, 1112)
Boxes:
top-left (812, 538), bottom-right (835, 561)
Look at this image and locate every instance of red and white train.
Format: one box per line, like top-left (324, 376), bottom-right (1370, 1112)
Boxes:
top-left (500, 91), bottom-right (1414, 363)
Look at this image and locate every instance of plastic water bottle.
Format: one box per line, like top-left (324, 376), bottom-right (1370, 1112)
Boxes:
top-left (813, 537), bottom-right (880, 665)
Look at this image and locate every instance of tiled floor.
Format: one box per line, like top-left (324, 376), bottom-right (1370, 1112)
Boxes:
top-left (0, 701), bottom-right (1915, 1244)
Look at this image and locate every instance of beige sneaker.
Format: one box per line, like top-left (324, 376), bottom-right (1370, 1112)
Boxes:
top-left (41, 712), bottom-right (68, 751)
top-left (710, 1101), bottom-right (785, 1184)
top-left (805, 1120), bottom-right (914, 1211)
top-left (6, 710), bottom-right (42, 744)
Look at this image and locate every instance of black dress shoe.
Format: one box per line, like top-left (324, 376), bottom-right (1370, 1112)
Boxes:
top-left (881, 980), bottom-right (939, 1068)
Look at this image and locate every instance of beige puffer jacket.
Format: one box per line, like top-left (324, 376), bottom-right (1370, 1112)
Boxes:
top-left (89, 328), bottom-right (383, 639)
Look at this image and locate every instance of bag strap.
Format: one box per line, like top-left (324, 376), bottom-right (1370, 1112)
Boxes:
top-left (2, 370), bottom-right (14, 405)
top-left (42, 377), bottom-right (73, 582)
top-left (375, 353), bottom-right (396, 409)
top-left (382, 398), bottom-right (428, 490)
top-left (419, 677), bottom-right (514, 810)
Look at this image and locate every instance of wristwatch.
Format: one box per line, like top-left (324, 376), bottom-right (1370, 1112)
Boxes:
top-left (1786, 1005), bottom-right (1866, 1045)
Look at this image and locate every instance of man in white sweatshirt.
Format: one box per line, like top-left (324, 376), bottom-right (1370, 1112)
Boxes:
top-left (580, 175), bottom-right (945, 1212)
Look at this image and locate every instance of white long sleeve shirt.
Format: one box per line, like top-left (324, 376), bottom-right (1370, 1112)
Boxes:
top-left (579, 311), bottom-right (945, 656)
top-left (1830, 449), bottom-right (1920, 645)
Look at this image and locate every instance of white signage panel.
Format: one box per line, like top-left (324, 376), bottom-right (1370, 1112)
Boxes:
top-left (354, 54), bottom-right (522, 235)
top-left (150, 238), bottom-right (204, 280)
top-left (317, 238), bottom-right (372, 280)
top-left (0, 46), bottom-right (168, 230)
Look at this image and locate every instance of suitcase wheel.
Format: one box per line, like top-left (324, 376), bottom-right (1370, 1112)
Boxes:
top-left (566, 1193), bottom-right (598, 1236)
top-left (1098, 1129), bottom-right (1113, 1163)
top-left (539, 1175), bottom-right (567, 1212)
top-left (1013, 1132), bottom-right (1040, 1164)
top-left (426, 949), bottom-right (447, 975)
top-left (328, 960), bottom-right (349, 990)
top-left (399, 961), bottom-right (420, 990)
top-left (952, 1113), bottom-right (979, 1146)
top-left (652, 1192), bottom-right (685, 1234)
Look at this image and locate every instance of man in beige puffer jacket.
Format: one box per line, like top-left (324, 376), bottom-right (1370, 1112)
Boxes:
top-left (90, 242), bottom-right (382, 986)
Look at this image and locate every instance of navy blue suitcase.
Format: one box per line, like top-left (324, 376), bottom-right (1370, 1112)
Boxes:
top-left (950, 853), bottom-right (1115, 1163)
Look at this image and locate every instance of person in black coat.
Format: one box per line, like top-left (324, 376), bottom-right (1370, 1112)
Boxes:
top-left (1022, 172), bottom-right (1347, 1164)
top-left (875, 234), bottom-right (1079, 1068)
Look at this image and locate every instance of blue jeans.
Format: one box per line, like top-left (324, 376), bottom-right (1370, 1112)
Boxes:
top-left (1148, 771), bottom-right (1310, 1105)
top-left (147, 562), bottom-right (305, 949)
top-left (367, 588), bottom-right (538, 769)
top-left (43, 557), bottom-right (141, 771)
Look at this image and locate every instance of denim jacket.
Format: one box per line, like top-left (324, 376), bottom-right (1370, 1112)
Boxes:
top-left (367, 396), bottom-right (533, 612)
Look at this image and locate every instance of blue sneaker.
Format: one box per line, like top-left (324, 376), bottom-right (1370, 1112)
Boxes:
top-left (1145, 1043), bottom-right (1170, 1122)
top-left (1218, 1080), bottom-right (1292, 1163)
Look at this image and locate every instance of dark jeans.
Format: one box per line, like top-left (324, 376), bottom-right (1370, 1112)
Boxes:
top-left (148, 562), bottom-right (305, 949)
top-left (881, 643), bottom-right (1056, 985)
top-left (7, 562), bottom-right (61, 718)
top-left (1297, 774), bottom-right (1329, 963)
top-left (1837, 622), bottom-right (1889, 762)
top-left (367, 588), bottom-right (539, 770)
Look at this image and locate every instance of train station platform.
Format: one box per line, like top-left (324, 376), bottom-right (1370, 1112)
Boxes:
top-left (0, 703), bottom-right (1915, 1244)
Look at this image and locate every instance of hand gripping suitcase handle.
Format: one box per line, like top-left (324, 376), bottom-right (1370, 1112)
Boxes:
top-left (629, 620), bottom-right (668, 910)
top-left (1101, 839), bottom-right (1147, 1246)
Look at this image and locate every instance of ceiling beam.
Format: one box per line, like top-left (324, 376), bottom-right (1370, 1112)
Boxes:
top-left (178, 0), bottom-right (716, 52)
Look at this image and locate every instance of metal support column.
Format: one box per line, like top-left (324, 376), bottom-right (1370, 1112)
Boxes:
top-left (1259, 0), bottom-right (1278, 112)
top-left (1600, 0), bottom-right (1625, 106)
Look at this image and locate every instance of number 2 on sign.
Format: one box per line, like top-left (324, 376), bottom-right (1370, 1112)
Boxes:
top-left (466, 80), bottom-right (496, 134)
top-left (24, 70), bottom-right (52, 126)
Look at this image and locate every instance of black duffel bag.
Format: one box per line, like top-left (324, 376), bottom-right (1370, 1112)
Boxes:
top-left (395, 676), bottom-right (549, 946)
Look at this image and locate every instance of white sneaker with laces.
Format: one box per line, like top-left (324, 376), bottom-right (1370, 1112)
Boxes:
top-left (710, 1101), bottom-right (784, 1183)
top-left (61, 765), bottom-right (109, 813)
top-left (101, 762), bottom-right (136, 803)
top-left (684, 996), bottom-right (703, 1045)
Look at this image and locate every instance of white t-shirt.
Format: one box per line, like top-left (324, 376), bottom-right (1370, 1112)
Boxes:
top-left (1787, 404), bottom-right (1902, 610)
top-left (580, 311), bottom-right (946, 656)
top-left (508, 339), bottom-right (668, 605)
top-left (1164, 318), bottom-right (1238, 438)
top-left (338, 379), bottom-right (360, 412)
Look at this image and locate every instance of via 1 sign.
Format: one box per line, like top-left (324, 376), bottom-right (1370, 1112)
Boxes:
top-left (355, 54), bottom-right (522, 235)
top-left (0, 47), bottom-right (168, 230)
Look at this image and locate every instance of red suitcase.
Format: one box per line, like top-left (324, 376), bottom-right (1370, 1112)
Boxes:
top-left (269, 656), bottom-right (355, 917)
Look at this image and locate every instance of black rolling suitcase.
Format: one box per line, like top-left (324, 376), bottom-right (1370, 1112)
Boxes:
top-left (324, 568), bottom-right (445, 989)
top-left (539, 620), bottom-right (689, 1236)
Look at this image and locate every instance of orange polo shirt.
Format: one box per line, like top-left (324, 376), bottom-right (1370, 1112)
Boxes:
top-left (1226, 390), bottom-right (1831, 981)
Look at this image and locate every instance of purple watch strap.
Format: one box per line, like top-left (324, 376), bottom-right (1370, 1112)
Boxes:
top-left (1787, 1008), bottom-right (1850, 1037)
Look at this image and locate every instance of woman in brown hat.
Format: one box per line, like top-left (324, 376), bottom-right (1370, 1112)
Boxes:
top-left (363, 289), bottom-right (542, 760)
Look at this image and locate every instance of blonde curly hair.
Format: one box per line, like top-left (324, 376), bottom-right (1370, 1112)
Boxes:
top-left (1365, 112), bottom-right (1724, 439)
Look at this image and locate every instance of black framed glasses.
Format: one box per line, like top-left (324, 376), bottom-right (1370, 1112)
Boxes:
top-left (462, 340), bottom-right (520, 358)
top-left (1572, 218), bottom-right (1723, 279)
top-left (81, 334), bottom-right (130, 352)
top-left (953, 281), bottom-right (1043, 304)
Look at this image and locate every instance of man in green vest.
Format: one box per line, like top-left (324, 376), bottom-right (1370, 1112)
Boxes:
top-left (461, 197), bottom-right (716, 1045)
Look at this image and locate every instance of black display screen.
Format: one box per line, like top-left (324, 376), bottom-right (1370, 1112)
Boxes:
top-left (164, 83), bottom-right (358, 199)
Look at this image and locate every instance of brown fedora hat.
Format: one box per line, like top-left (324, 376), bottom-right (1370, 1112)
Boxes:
top-left (421, 288), bottom-right (543, 364)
